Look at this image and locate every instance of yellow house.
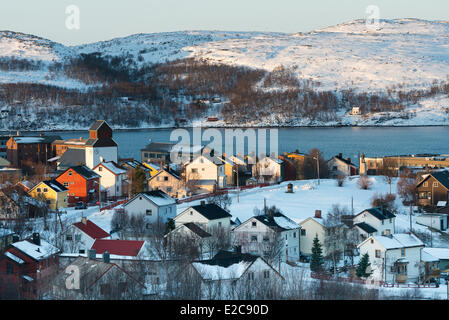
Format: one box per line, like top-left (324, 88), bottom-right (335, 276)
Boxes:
top-left (28, 180), bottom-right (68, 210)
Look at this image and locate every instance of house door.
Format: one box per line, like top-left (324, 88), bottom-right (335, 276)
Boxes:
top-left (441, 219), bottom-right (444, 231)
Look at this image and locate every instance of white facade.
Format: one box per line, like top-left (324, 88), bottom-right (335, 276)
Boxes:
top-left (358, 234), bottom-right (424, 284)
top-left (62, 225), bottom-right (105, 254)
top-left (186, 155), bottom-right (226, 187)
top-left (174, 207), bottom-right (232, 231)
top-left (298, 217), bottom-right (327, 257)
top-left (253, 157), bottom-right (283, 183)
top-left (416, 214), bottom-right (448, 231)
top-left (93, 162), bottom-right (127, 198)
top-left (85, 146), bottom-right (118, 169)
top-left (123, 193), bottom-right (177, 226)
top-left (233, 216), bottom-right (301, 262)
top-left (353, 210), bottom-right (395, 236)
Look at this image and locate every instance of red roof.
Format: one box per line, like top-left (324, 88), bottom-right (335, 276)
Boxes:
top-left (73, 220), bottom-right (110, 239)
top-left (91, 239), bottom-right (145, 257)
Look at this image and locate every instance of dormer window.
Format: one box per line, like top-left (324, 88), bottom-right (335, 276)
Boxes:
top-left (68, 171), bottom-right (72, 176)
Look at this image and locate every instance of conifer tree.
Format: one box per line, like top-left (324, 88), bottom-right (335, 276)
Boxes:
top-left (310, 234), bottom-right (324, 272)
top-left (356, 253), bottom-right (372, 278)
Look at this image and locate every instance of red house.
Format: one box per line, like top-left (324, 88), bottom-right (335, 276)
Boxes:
top-left (0, 233), bottom-right (59, 299)
top-left (56, 165), bottom-right (100, 205)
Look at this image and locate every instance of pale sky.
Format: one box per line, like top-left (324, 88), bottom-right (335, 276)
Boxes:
top-left (0, 0), bottom-right (448, 46)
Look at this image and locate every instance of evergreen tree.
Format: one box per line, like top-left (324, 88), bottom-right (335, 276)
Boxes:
top-left (165, 219), bottom-right (176, 234)
top-left (310, 234), bottom-right (324, 272)
top-left (356, 253), bottom-right (372, 278)
top-left (133, 167), bottom-right (147, 195)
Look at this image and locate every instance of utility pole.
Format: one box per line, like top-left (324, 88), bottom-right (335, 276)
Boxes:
top-left (313, 156), bottom-right (320, 185)
top-left (409, 204), bottom-right (413, 233)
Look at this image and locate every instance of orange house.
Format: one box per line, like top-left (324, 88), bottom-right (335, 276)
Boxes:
top-left (56, 165), bottom-right (100, 205)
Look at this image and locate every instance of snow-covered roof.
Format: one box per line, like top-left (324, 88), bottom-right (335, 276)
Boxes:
top-left (423, 248), bottom-right (449, 261)
top-left (97, 161), bottom-right (127, 175)
top-left (12, 239), bottom-right (59, 261)
top-left (371, 234), bottom-right (424, 250)
top-left (192, 260), bottom-right (252, 280)
top-left (125, 190), bottom-right (176, 207)
top-left (421, 250), bottom-right (439, 263)
top-left (4, 251), bottom-right (25, 264)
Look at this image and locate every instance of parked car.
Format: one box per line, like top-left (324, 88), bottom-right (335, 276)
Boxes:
top-left (75, 202), bottom-right (87, 210)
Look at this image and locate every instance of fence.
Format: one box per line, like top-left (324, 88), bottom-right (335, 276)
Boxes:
top-left (310, 272), bottom-right (439, 288)
top-left (99, 199), bottom-right (128, 212)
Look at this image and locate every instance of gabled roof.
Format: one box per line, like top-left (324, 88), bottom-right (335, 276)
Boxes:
top-left (359, 233), bottom-right (424, 250)
top-left (330, 155), bottom-right (358, 167)
top-left (63, 165), bottom-right (100, 180)
top-left (192, 250), bottom-right (258, 280)
top-left (244, 212), bottom-right (300, 232)
top-left (11, 238), bottom-right (60, 261)
top-left (354, 222), bottom-right (377, 234)
top-left (356, 207), bottom-right (396, 221)
top-left (148, 168), bottom-right (181, 182)
top-left (124, 190), bottom-right (176, 207)
top-left (417, 170), bottom-right (449, 190)
top-left (89, 120), bottom-right (111, 131)
top-left (91, 239), bottom-right (145, 257)
top-left (73, 220), bottom-right (110, 239)
top-left (93, 161), bottom-right (126, 176)
top-left (188, 203), bottom-right (232, 221)
top-left (58, 148), bottom-right (86, 168)
top-left (85, 138), bottom-right (117, 148)
top-left (141, 142), bottom-right (175, 153)
top-left (182, 222), bottom-right (211, 239)
top-left (31, 180), bottom-right (67, 193)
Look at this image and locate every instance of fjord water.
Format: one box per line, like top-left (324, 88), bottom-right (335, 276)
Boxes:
top-left (25, 126), bottom-right (449, 162)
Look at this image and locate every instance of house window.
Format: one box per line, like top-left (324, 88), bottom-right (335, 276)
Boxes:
top-left (192, 168), bottom-right (198, 173)
top-left (248, 272), bottom-right (254, 280)
top-left (66, 235), bottom-right (73, 241)
top-left (146, 209), bottom-right (152, 216)
top-left (218, 222), bottom-right (222, 227)
top-left (43, 188), bottom-right (48, 193)
top-left (37, 188), bottom-right (41, 193)
top-left (68, 171), bottom-right (72, 176)
top-left (251, 235), bottom-right (258, 242)
top-left (263, 270), bottom-right (270, 279)
top-left (293, 232), bottom-right (296, 238)
top-left (285, 234), bottom-right (288, 240)
top-left (300, 229), bottom-right (306, 236)
top-left (375, 250), bottom-right (381, 258)
top-left (167, 187), bottom-right (172, 192)
top-left (401, 248), bottom-right (406, 257)
top-left (433, 182), bottom-right (439, 187)
top-left (190, 211), bottom-right (193, 215)
top-left (251, 221), bottom-right (257, 228)
top-left (63, 182), bottom-right (69, 187)
top-left (75, 234), bottom-right (81, 241)
top-left (398, 264), bottom-right (407, 275)
top-left (6, 263), bottom-right (13, 274)
top-left (423, 182), bottom-right (428, 187)
top-left (164, 176), bottom-right (168, 181)
top-left (99, 167), bottom-right (102, 172)
top-left (263, 236), bottom-right (269, 242)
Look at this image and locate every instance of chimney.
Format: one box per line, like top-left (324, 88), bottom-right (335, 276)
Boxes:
top-left (88, 249), bottom-right (96, 260)
top-left (338, 153), bottom-right (343, 159)
top-left (315, 210), bottom-right (322, 219)
top-left (200, 200), bottom-right (206, 206)
top-left (222, 152), bottom-right (226, 158)
top-left (347, 158), bottom-right (351, 164)
top-left (103, 250), bottom-right (110, 263)
top-left (32, 233), bottom-right (41, 246)
top-left (81, 217), bottom-right (87, 225)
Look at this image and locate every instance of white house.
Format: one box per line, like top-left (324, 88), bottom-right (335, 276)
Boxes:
top-left (63, 217), bottom-right (110, 254)
top-left (253, 156), bottom-right (284, 183)
top-left (353, 207), bottom-right (396, 238)
top-left (189, 250), bottom-right (284, 299)
top-left (327, 153), bottom-right (359, 178)
top-left (92, 161), bottom-right (128, 199)
top-left (165, 222), bottom-right (212, 257)
top-left (84, 121), bottom-right (118, 169)
top-left (298, 213), bottom-right (327, 258)
top-left (233, 212), bottom-right (301, 262)
top-left (416, 213), bottom-right (448, 231)
top-left (357, 233), bottom-right (425, 284)
top-left (174, 202), bottom-right (232, 231)
top-left (123, 190), bottom-right (177, 227)
top-left (185, 155), bottom-right (227, 188)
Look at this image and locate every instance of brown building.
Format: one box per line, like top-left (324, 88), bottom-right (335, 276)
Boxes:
top-left (52, 137), bottom-right (88, 157)
top-left (360, 154), bottom-right (449, 176)
top-left (6, 134), bottom-right (61, 168)
top-left (416, 171), bottom-right (449, 207)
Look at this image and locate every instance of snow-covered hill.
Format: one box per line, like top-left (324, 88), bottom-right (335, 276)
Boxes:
top-left (1, 19), bottom-right (449, 127)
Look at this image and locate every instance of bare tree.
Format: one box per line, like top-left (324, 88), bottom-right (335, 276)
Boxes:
top-left (323, 204), bottom-right (348, 276)
top-left (357, 175), bottom-right (373, 190)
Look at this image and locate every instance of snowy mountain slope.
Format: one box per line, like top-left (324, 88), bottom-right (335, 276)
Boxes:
top-left (186, 19), bottom-right (449, 92)
top-left (0, 30), bottom-right (74, 62)
top-left (73, 30), bottom-right (285, 66)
